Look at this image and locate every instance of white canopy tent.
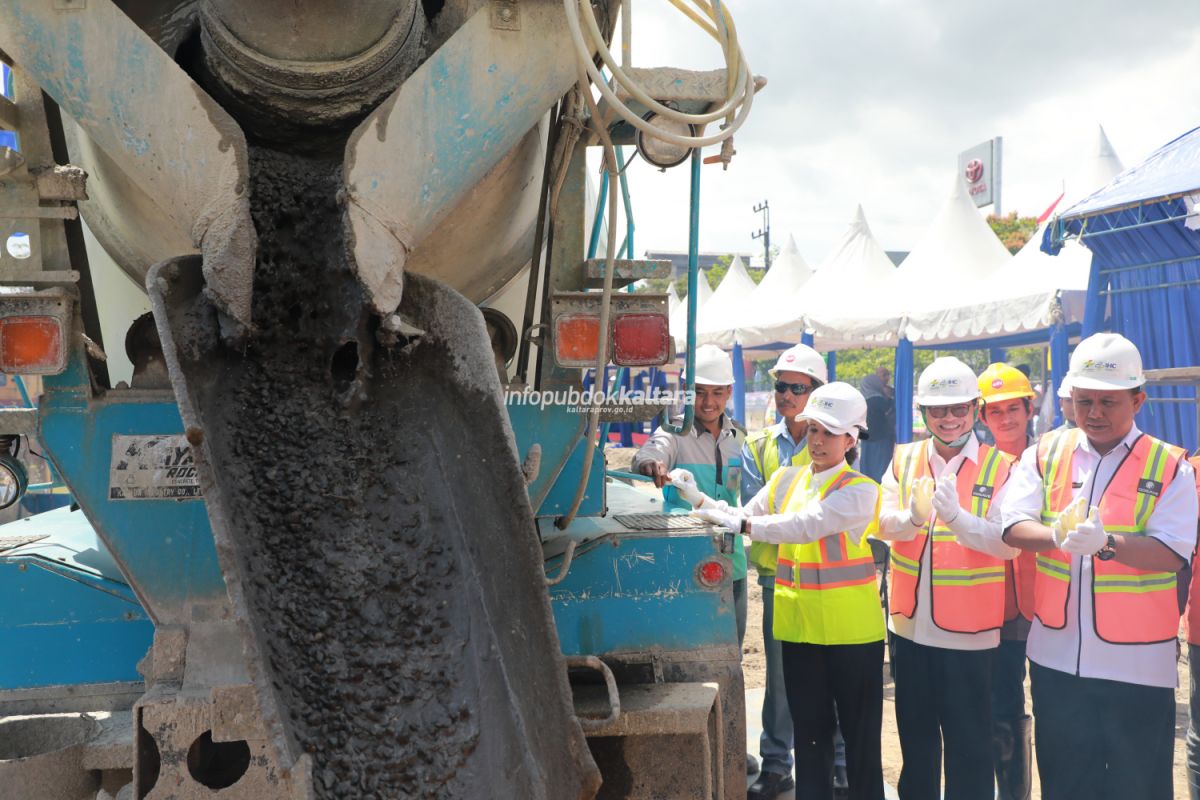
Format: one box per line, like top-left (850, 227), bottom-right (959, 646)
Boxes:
top-left (668, 264), bottom-right (714, 344)
top-left (797, 206), bottom-right (900, 351)
top-left (696, 235), bottom-right (814, 348)
top-left (666, 281), bottom-right (680, 316)
top-left (678, 255), bottom-right (758, 349)
top-left (802, 126), bottom-right (1123, 351)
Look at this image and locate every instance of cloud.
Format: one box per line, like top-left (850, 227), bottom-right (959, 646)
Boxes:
top-left (604, 1), bottom-right (1200, 265)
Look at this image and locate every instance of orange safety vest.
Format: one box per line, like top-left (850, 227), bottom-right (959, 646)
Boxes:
top-left (1034, 428), bottom-right (1186, 645)
top-left (888, 439), bottom-right (1011, 634)
top-left (1183, 456), bottom-right (1200, 645)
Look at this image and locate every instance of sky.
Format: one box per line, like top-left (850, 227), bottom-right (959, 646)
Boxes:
top-left (598, 0), bottom-right (1200, 267)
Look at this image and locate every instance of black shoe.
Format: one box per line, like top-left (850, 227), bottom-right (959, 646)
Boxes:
top-left (746, 753), bottom-right (760, 775)
top-left (747, 770), bottom-right (794, 800)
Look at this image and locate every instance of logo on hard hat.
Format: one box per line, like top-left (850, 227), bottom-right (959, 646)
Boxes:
top-left (991, 378), bottom-right (1004, 389)
top-left (965, 159), bottom-right (984, 183)
top-left (785, 355), bottom-right (795, 362)
top-left (813, 398), bottom-right (835, 410)
top-left (1081, 359), bottom-right (1118, 371)
top-left (928, 378), bottom-right (960, 390)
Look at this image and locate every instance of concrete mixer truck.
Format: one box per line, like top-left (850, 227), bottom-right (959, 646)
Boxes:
top-left (0, 1), bottom-right (759, 797)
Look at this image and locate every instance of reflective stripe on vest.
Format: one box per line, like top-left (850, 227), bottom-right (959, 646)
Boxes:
top-left (748, 431), bottom-right (811, 577)
top-left (888, 438), bottom-right (1011, 634)
top-left (771, 465), bottom-right (885, 645)
top-left (1034, 428), bottom-right (1185, 644)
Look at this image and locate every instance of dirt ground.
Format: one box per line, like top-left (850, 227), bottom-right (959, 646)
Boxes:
top-left (606, 445), bottom-right (1192, 795)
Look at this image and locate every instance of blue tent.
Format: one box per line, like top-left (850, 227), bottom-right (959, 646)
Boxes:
top-left (1045, 126), bottom-right (1200, 451)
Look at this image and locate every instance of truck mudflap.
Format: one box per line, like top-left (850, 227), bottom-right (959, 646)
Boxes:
top-left (146, 149), bottom-right (599, 800)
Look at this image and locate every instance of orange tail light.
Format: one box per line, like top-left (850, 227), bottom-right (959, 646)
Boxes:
top-left (0, 315), bottom-right (63, 372)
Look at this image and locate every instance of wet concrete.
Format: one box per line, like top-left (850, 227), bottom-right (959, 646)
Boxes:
top-left (149, 145), bottom-right (599, 798)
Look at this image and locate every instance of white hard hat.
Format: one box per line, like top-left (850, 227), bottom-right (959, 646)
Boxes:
top-left (769, 343), bottom-right (828, 384)
top-left (1056, 376), bottom-right (1073, 399)
top-left (1067, 333), bottom-right (1144, 391)
top-left (916, 356), bottom-right (981, 406)
top-left (798, 382), bottom-right (868, 440)
top-left (691, 344), bottom-right (734, 386)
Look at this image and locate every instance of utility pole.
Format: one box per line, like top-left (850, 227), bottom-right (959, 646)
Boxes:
top-left (752, 200), bottom-right (770, 271)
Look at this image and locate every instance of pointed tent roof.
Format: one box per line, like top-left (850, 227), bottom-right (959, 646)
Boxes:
top-left (998, 127), bottom-right (1125, 298)
top-left (687, 256), bottom-right (758, 347)
top-left (798, 207), bottom-right (904, 348)
top-left (804, 207), bottom-right (898, 306)
top-left (879, 175), bottom-right (1013, 313)
top-left (669, 267), bottom-right (714, 344)
top-left (696, 235), bottom-right (815, 348)
top-left (897, 129), bottom-right (1125, 343)
top-left (666, 281), bottom-right (680, 316)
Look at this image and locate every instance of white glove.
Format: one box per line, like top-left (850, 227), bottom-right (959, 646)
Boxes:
top-left (1051, 496), bottom-right (1089, 548)
top-left (1061, 508), bottom-right (1106, 556)
top-left (909, 476), bottom-right (934, 527)
top-left (931, 475), bottom-right (961, 525)
top-left (692, 505), bottom-right (745, 533)
top-left (668, 468), bottom-right (710, 508)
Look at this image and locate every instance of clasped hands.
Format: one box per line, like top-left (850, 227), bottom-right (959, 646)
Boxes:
top-left (1051, 496), bottom-right (1107, 556)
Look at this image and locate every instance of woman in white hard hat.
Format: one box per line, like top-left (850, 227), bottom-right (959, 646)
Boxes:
top-left (739, 343), bottom-right (828, 799)
top-left (687, 382), bottom-right (886, 800)
top-left (876, 356), bottom-right (1018, 800)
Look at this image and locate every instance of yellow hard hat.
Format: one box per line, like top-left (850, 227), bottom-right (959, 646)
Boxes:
top-left (978, 362), bottom-right (1034, 404)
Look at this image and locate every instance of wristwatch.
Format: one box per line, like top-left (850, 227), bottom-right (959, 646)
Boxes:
top-left (740, 517), bottom-right (749, 535)
top-left (1096, 534), bottom-right (1117, 561)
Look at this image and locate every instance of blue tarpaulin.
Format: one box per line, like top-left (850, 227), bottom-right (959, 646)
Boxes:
top-left (1045, 126), bottom-right (1200, 451)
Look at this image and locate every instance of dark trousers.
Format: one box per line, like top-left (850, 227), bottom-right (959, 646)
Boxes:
top-left (1030, 661), bottom-right (1175, 800)
top-left (1189, 645), bottom-right (1200, 800)
top-left (989, 637), bottom-right (1027, 722)
top-left (781, 640), bottom-right (884, 800)
top-left (892, 635), bottom-right (994, 800)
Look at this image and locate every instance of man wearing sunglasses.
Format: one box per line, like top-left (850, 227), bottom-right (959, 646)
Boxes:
top-left (876, 356), bottom-right (1018, 800)
top-left (740, 343), bottom-right (828, 799)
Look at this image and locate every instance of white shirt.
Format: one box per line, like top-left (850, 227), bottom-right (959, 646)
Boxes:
top-left (1001, 424), bottom-right (1197, 688)
top-left (743, 464), bottom-right (879, 546)
top-left (876, 435), bottom-right (1017, 651)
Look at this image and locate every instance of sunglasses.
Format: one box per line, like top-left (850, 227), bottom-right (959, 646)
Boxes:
top-left (775, 381), bottom-right (813, 396)
top-left (924, 403), bottom-right (975, 419)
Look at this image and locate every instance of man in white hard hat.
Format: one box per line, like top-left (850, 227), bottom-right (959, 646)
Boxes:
top-left (875, 356), bottom-right (1019, 800)
top-left (1001, 333), bottom-right (1196, 800)
top-left (740, 343), bottom-right (827, 799)
top-left (1053, 376), bottom-right (1076, 431)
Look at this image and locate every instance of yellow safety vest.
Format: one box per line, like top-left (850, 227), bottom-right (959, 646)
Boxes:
top-left (745, 428), bottom-right (811, 577)
top-left (768, 464), bottom-right (886, 646)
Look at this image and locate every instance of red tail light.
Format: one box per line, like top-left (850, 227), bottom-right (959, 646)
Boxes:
top-left (612, 313), bottom-right (669, 367)
top-left (696, 558), bottom-right (727, 588)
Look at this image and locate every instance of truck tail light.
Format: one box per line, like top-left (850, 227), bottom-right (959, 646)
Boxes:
top-left (696, 557), bottom-right (727, 588)
top-left (0, 315), bottom-right (63, 373)
top-left (554, 314), bottom-right (601, 367)
top-left (612, 313), bottom-right (669, 366)
top-left (551, 292), bottom-right (672, 370)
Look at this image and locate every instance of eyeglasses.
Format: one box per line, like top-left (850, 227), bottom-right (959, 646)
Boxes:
top-left (775, 381), bottom-right (812, 396)
top-left (924, 403), bottom-right (974, 419)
